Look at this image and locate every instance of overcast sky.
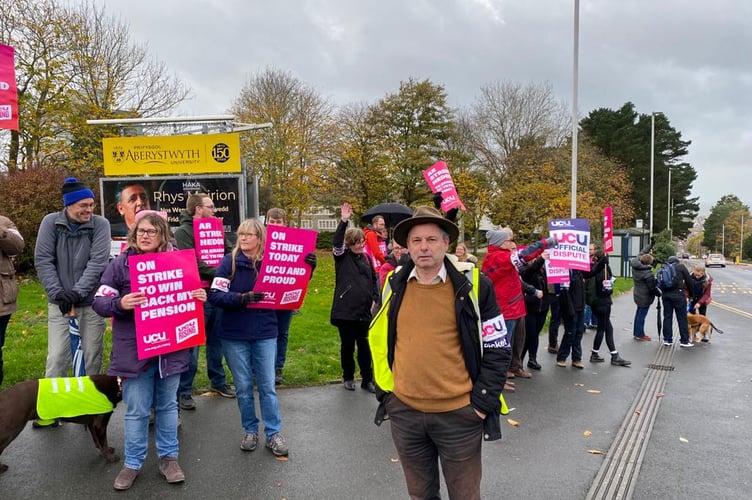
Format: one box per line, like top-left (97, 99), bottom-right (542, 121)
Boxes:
top-left (89, 0), bottom-right (751, 215)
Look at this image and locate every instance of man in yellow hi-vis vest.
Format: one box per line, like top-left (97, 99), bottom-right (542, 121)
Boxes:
top-left (369, 206), bottom-right (510, 500)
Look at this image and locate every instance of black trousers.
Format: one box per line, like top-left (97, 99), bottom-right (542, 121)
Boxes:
top-left (335, 320), bottom-right (373, 383)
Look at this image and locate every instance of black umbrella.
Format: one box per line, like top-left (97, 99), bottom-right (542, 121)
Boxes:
top-left (361, 203), bottom-right (413, 228)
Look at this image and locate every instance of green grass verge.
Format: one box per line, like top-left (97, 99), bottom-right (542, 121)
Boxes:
top-left (1, 255), bottom-right (634, 390)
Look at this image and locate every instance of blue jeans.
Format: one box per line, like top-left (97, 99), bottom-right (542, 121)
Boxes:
top-left (178, 301), bottom-right (227, 395)
top-left (222, 337), bottom-right (281, 439)
top-left (122, 362), bottom-right (180, 469)
top-left (633, 305), bottom-right (650, 338)
top-left (275, 310), bottom-right (294, 371)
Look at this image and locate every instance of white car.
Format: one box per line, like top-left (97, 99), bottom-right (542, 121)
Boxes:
top-left (705, 253), bottom-right (726, 268)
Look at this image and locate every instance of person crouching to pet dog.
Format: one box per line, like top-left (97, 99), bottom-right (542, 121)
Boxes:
top-left (93, 213), bottom-right (207, 490)
top-left (688, 263), bottom-right (712, 316)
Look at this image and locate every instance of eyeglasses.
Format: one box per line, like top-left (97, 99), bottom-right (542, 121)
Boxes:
top-left (136, 228), bottom-right (159, 237)
top-left (203, 204), bottom-right (216, 210)
top-left (238, 232), bottom-right (257, 238)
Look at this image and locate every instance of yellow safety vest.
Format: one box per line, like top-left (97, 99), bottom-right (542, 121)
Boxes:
top-left (368, 268), bottom-right (508, 415)
top-left (36, 377), bottom-right (114, 420)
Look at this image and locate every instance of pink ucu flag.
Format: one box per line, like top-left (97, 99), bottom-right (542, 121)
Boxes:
top-left (481, 314), bottom-right (509, 349)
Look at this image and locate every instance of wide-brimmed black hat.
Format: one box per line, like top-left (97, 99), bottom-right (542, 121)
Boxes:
top-left (393, 206), bottom-right (459, 247)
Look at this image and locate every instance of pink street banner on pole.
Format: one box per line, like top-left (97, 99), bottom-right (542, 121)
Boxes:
top-left (603, 206), bottom-right (614, 253)
top-left (249, 226), bottom-right (318, 310)
top-left (193, 217), bottom-right (225, 286)
top-left (422, 160), bottom-right (466, 212)
top-left (129, 249), bottom-right (205, 360)
top-left (547, 218), bottom-right (591, 271)
top-left (0, 44), bottom-right (19, 131)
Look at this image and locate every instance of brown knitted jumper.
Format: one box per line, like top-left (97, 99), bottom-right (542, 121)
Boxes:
top-left (393, 279), bottom-right (472, 412)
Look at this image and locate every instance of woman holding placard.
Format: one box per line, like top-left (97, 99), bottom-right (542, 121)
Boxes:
top-left (93, 212), bottom-right (207, 491)
top-left (208, 218), bottom-right (290, 458)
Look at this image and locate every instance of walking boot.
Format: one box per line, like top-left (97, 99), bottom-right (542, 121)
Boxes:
top-left (611, 353), bottom-right (631, 366)
top-left (590, 352), bottom-right (605, 363)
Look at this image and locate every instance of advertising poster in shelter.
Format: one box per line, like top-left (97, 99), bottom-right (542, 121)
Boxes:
top-left (248, 226), bottom-right (318, 310)
top-left (547, 218), bottom-right (591, 274)
top-left (422, 160), bottom-right (466, 212)
top-left (128, 249), bottom-right (205, 359)
top-left (100, 175), bottom-right (244, 257)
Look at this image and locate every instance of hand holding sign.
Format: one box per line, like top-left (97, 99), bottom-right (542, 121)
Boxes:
top-left (121, 291), bottom-right (147, 310)
top-left (240, 291), bottom-right (265, 305)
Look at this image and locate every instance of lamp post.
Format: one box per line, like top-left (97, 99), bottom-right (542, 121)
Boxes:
top-left (649, 113), bottom-right (655, 236)
top-left (667, 168), bottom-right (672, 234)
top-left (570, 0), bottom-right (580, 218)
top-left (741, 215), bottom-right (745, 261)
top-left (722, 224), bottom-right (725, 256)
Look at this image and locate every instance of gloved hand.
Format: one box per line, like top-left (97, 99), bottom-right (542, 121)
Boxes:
top-left (544, 236), bottom-right (558, 248)
top-left (55, 291), bottom-right (74, 316)
top-left (304, 252), bottom-right (317, 271)
top-left (239, 291), bottom-right (266, 305)
top-left (432, 192), bottom-right (443, 210)
top-left (445, 207), bottom-right (458, 222)
top-left (62, 290), bottom-right (82, 305)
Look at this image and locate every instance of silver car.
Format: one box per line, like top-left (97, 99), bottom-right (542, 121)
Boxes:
top-left (705, 253), bottom-right (726, 268)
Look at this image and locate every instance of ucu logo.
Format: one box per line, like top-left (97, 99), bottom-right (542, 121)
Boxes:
top-left (143, 331), bottom-right (167, 344)
top-left (550, 219), bottom-right (574, 227)
top-left (481, 315), bottom-right (506, 341)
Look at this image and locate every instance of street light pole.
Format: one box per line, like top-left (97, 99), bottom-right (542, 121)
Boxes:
top-left (667, 168), bottom-right (671, 234)
top-left (722, 224), bottom-right (726, 256)
top-left (570, 0), bottom-right (580, 219)
top-left (741, 215), bottom-right (745, 261)
top-left (649, 113), bottom-right (655, 236)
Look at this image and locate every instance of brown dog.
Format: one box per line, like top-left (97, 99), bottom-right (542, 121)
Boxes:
top-left (687, 313), bottom-right (724, 343)
top-left (0, 374), bottom-right (122, 473)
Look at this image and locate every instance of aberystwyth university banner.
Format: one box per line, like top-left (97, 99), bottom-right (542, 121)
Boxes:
top-left (102, 133), bottom-right (241, 175)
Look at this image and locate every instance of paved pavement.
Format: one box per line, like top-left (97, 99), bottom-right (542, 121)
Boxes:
top-left (2, 292), bottom-right (751, 499)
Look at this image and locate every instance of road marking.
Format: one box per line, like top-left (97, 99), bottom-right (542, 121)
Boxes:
top-left (712, 301), bottom-right (752, 319)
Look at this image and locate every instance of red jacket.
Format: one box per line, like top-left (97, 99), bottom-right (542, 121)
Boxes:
top-left (481, 239), bottom-right (550, 320)
top-left (363, 227), bottom-right (387, 270)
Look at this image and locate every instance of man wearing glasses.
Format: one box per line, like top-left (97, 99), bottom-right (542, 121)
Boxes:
top-left (34, 178), bottom-right (111, 425)
top-left (482, 227), bottom-right (556, 386)
top-left (173, 193), bottom-right (235, 410)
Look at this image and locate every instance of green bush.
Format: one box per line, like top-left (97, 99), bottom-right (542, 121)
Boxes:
top-left (315, 230), bottom-right (334, 250)
top-left (0, 167), bottom-right (68, 274)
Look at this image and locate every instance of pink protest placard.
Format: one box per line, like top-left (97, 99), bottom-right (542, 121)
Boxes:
top-left (250, 226), bottom-right (318, 310)
top-left (545, 260), bottom-right (570, 285)
top-left (129, 249), bottom-right (206, 360)
top-left (422, 160), bottom-right (466, 212)
top-left (0, 44), bottom-right (19, 131)
top-left (194, 217), bottom-right (226, 268)
top-left (603, 206), bottom-right (614, 253)
top-left (547, 218), bottom-right (591, 271)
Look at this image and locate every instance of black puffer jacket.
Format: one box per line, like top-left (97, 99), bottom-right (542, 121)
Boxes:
top-left (330, 220), bottom-right (378, 324)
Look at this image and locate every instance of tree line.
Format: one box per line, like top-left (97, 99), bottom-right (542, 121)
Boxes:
top-left (7, 0), bottom-right (746, 273)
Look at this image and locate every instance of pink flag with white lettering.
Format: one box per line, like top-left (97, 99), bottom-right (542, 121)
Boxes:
top-left (422, 160), bottom-right (466, 211)
top-left (0, 44), bottom-right (19, 131)
top-left (603, 206), bottom-right (614, 253)
top-left (249, 226), bottom-right (318, 310)
top-left (129, 249), bottom-right (205, 360)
